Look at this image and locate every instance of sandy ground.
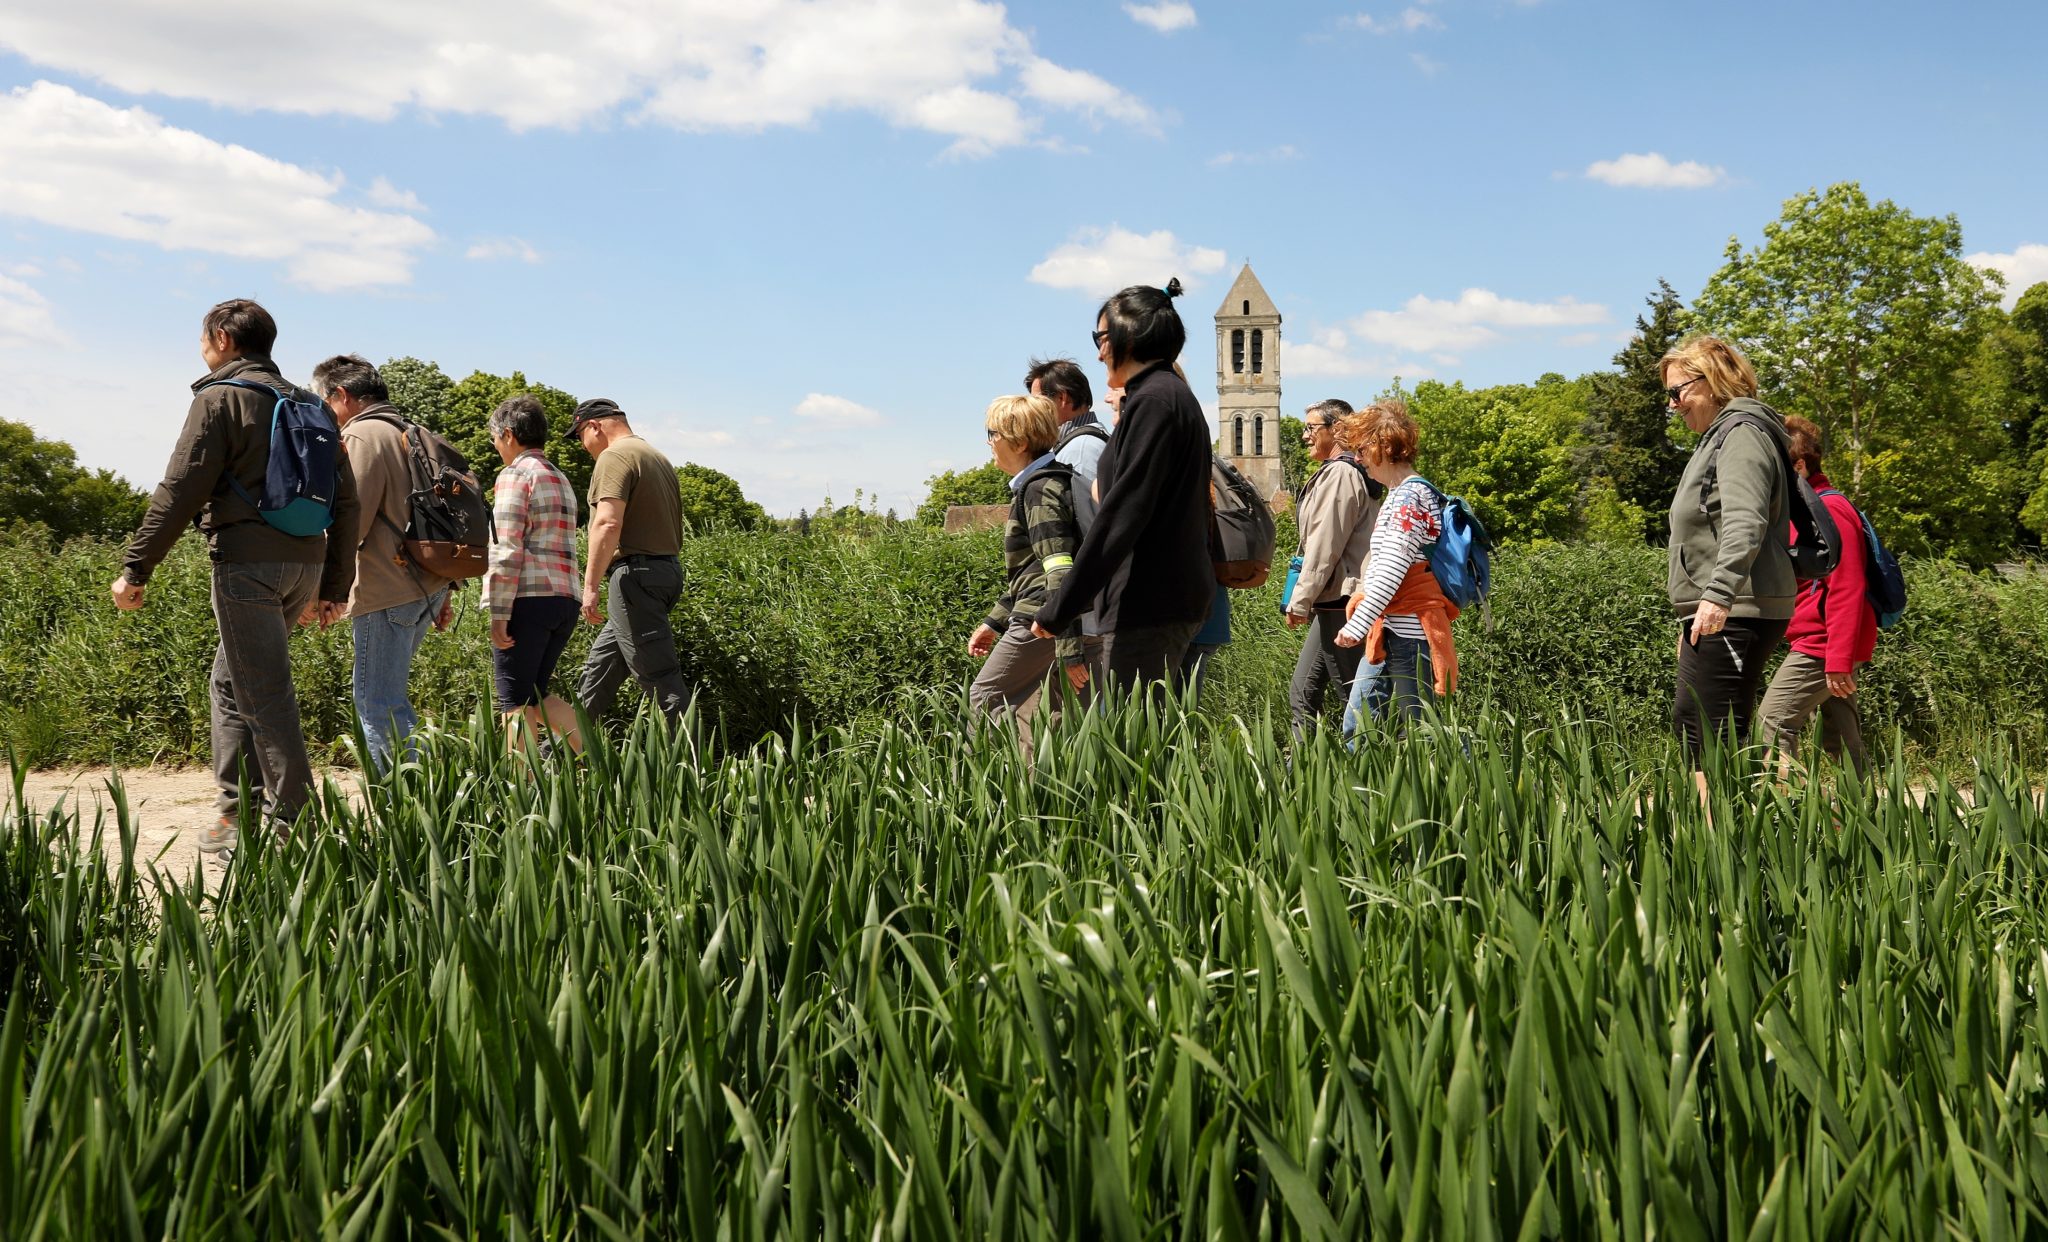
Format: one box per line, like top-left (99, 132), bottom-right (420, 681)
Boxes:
top-left (4, 766), bottom-right (362, 889)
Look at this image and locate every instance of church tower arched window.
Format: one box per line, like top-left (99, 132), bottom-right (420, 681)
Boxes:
top-left (1230, 329), bottom-right (1245, 374)
top-left (1250, 329), bottom-right (1264, 374)
top-left (1254, 416), bottom-right (1264, 456)
top-left (1232, 416), bottom-right (1244, 455)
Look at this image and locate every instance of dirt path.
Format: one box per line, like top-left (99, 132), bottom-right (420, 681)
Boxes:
top-left (4, 767), bottom-right (357, 889)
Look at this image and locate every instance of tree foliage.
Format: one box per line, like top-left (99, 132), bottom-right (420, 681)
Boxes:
top-left (1401, 375), bottom-right (1589, 545)
top-left (1584, 280), bottom-right (1690, 541)
top-left (676, 462), bottom-right (769, 533)
top-left (382, 358), bottom-right (589, 496)
top-left (916, 462), bottom-right (1010, 525)
top-left (0, 419), bottom-right (147, 543)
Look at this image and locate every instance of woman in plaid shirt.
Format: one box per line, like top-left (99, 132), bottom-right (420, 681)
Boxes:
top-left (482, 396), bottom-right (583, 754)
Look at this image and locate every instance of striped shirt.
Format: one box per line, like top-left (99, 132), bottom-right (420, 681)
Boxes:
top-left (481, 450), bottom-right (580, 620)
top-left (1338, 476), bottom-right (1441, 643)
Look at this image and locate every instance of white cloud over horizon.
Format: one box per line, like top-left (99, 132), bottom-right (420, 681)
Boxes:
top-left (0, 0), bottom-right (1159, 158)
top-left (0, 273), bottom-right (69, 348)
top-left (1347, 7), bottom-right (1444, 35)
top-left (794, 393), bottom-right (884, 427)
top-left (1287, 327), bottom-right (1432, 382)
top-left (0, 82), bottom-right (435, 290)
top-left (465, 237), bottom-right (542, 264)
top-left (1209, 144), bottom-right (1300, 167)
top-left (1584, 152), bottom-right (1728, 190)
top-left (1350, 288), bottom-right (1608, 357)
top-left (1017, 58), bottom-right (1158, 133)
top-left (1968, 243), bottom-right (2048, 309)
top-left (1028, 226), bottom-right (1226, 298)
top-left (1124, 2), bottom-right (1197, 33)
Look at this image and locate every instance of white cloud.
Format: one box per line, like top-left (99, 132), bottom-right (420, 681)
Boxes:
top-left (0, 272), bottom-right (68, 348)
top-left (1028, 226), bottom-right (1226, 298)
top-left (1348, 7), bottom-right (1443, 34)
top-left (1209, 144), bottom-right (1300, 167)
top-left (1584, 152), bottom-right (1727, 190)
top-left (0, 82), bottom-right (434, 290)
top-left (1350, 288), bottom-right (1608, 358)
top-left (1286, 327), bottom-right (1431, 381)
top-left (1968, 243), bottom-right (2048, 309)
top-left (0, 1), bottom-right (1155, 157)
top-left (795, 393), bottom-right (884, 427)
top-left (366, 177), bottom-right (426, 212)
top-left (1124, 2), bottom-right (1197, 33)
top-left (1017, 58), bottom-right (1157, 133)
top-left (1409, 52), bottom-right (1444, 76)
top-left (465, 236), bottom-right (542, 264)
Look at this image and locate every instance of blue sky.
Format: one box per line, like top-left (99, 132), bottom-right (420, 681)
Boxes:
top-left (2, 0), bottom-right (2042, 516)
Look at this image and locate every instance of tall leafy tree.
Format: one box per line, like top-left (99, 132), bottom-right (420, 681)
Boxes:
top-left (0, 419), bottom-right (146, 542)
top-left (1998, 283), bottom-right (2048, 539)
top-left (1583, 280), bottom-right (1690, 540)
top-left (915, 462), bottom-right (1009, 525)
top-left (675, 462), bottom-right (769, 532)
top-left (444, 370), bottom-right (589, 497)
top-left (1402, 376), bottom-right (1586, 544)
top-left (380, 357), bottom-right (455, 430)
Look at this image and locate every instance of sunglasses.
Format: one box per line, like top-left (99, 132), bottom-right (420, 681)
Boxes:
top-left (1091, 329), bottom-right (1110, 348)
top-left (1664, 376), bottom-right (1702, 404)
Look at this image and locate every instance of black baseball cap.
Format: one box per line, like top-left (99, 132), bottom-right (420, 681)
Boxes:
top-left (570, 397), bottom-right (625, 435)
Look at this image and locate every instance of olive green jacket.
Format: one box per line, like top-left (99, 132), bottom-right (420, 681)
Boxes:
top-left (1666, 397), bottom-right (1796, 620)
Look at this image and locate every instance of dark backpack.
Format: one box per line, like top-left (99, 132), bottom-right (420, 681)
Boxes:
top-left (1210, 455), bottom-right (1276, 588)
top-left (358, 412), bottom-right (491, 580)
top-left (1817, 488), bottom-right (1908, 629)
top-left (1416, 480), bottom-right (1493, 608)
top-left (1699, 410), bottom-right (1840, 583)
top-left (201, 379), bottom-right (339, 537)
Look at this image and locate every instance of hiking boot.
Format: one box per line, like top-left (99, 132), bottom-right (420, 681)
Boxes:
top-left (196, 816), bottom-right (239, 856)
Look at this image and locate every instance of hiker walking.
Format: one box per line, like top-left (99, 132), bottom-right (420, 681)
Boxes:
top-left (1285, 398), bottom-right (1381, 735)
top-left (111, 300), bottom-right (360, 852)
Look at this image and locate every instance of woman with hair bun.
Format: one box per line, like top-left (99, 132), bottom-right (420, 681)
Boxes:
top-left (1033, 279), bottom-right (1215, 693)
top-left (1662, 333), bottom-right (1796, 792)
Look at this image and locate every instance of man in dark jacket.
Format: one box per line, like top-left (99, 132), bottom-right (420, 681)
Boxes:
top-left (1034, 282), bottom-right (1213, 690)
top-left (110, 299), bottom-right (359, 854)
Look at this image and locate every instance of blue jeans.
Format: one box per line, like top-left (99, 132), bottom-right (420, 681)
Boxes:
top-left (1340, 658), bottom-right (1390, 738)
top-left (353, 588), bottom-right (448, 771)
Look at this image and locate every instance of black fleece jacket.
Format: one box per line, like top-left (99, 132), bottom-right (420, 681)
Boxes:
top-left (1036, 361), bottom-right (1213, 634)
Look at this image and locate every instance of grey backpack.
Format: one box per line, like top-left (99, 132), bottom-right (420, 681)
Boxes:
top-left (1210, 455), bottom-right (1276, 588)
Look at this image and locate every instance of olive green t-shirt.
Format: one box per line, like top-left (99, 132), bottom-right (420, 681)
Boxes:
top-left (588, 435), bottom-right (683, 558)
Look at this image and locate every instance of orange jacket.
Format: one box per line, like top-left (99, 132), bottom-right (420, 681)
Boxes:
top-left (1348, 562), bottom-right (1460, 695)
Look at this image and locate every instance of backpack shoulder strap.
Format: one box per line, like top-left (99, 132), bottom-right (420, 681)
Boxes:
top-left (195, 378), bottom-right (289, 509)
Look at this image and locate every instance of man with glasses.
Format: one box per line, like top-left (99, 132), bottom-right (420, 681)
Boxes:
top-left (310, 354), bottom-right (456, 772)
top-left (1285, 398), bottom-right (1381, 735)
top-left (570, 398), bottom-right (694, 730)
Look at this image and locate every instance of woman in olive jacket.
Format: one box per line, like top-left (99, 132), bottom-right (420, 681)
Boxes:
top-left (1662, 334), bottom-right (1795, 786)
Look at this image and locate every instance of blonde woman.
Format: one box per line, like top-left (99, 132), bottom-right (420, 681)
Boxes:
top-left (966, 394), bottom-right (1093, 729)
top-left (1662, 334), bottom-right (1795, 775)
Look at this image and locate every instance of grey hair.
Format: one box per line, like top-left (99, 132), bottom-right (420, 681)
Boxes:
top-left (488, 394), bottom-right (550, 449)
top-left (1303, 398), bottom-right (1353, 423)
top-left (309, 354), bottom-right (388, 403)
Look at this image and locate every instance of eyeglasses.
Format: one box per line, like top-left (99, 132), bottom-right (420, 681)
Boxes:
top-left (985, 428), bottom-right (1000, 442)
top-left (1090, 329), bottom-right (1110, 348)
top-left (1305, 420), bottom-right (1335, 432)
top-left (1664, 376), bottom-right (1702, 404)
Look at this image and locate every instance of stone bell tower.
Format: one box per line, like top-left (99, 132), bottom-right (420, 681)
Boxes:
top-left (1215, 263), bottom-right (1284, 498)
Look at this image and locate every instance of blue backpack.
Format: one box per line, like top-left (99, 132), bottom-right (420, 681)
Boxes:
top-left (1417, 480), bottom-right (1492, 608)
top-left (1817, 488), bottom-right (1907, 629)
top-left (201, 378), bottom-right (340, 537)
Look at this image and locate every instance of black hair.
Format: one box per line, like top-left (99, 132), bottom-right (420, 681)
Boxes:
top-left (1304, 398), bottom-right (1353, 423)
top-left (202, 298), bottom-right (278, 357)
top-left (489, 394), bottom-right (550, 449)
top-left (1023, 356), bottom-right (1094, 411)
top-left (1096, 277), bottom-right (1185, 368)
top-left (308, 354), bottom-right (390, 403)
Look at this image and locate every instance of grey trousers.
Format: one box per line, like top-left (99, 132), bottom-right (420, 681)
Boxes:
top-left (579, 555), bottom-right (693, 722)
top-left (210, 561), bottom-right (321, 824)
top-left (1288, 608), bottom-right (1364, 734)
top-left (1756, 650), bottom-right (1869, 775)
top-left (969, 623), bottom-right (1099, 731)
top-left (1101, 619), bottom-right (1204, 697)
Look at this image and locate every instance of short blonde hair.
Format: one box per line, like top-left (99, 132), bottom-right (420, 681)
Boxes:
top-left (1336, 398), bottom-right (1419, 465)
top-left (985, 393), bottom-right (1059, 453)
top-left (1659, 334), bottom-right (1759, 403)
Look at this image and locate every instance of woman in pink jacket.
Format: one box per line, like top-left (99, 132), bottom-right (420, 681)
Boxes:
top-left (1756, 415), bottom-right (1875, 778)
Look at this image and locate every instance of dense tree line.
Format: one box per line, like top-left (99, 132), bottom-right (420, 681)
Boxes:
top-left (0, 419), bottom-right (146, 544)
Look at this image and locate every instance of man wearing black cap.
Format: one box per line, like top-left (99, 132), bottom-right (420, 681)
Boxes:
top-left (569, 398), bottom-right (693, 725)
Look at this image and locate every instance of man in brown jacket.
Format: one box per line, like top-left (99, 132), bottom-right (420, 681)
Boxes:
top-left (310, 354), bottom-right (455, 772)
top-left (111, 299), bottom-right (359, 854)
top-left (1285, 398), bottom-right (1380, 735)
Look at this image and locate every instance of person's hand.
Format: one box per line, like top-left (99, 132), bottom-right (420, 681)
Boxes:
top-left (1065, 662), bottom-right (1090, 692)
top-left (1030, 621), bottom-right (1055, 642)
top-left (967, 624), bottom-right (998, 658)
top-left (1827, 670), bottom-right (1857, 698)
top-left (434, 593), bottom-right (456, 632)
top-left (297, 600), bottom-right (319, 627)
top-left (491, 619), bottom-right (515, 651)
top-left (581, 585), bottom-right (604, 626)
top-left (110, 574), bottom-right (145, 611)
top-left (1284, 609), bottom-right (1309, 629)
top-left (1689, 599), bottom-right (1730, 639)
top-left (1334, 629), bottom-right (1360, 649)
top-left (317, 601), bottom-right (346, 630)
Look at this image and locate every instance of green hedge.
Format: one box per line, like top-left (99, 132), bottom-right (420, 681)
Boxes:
top-left (2, 528), bottom-right (2042, 769)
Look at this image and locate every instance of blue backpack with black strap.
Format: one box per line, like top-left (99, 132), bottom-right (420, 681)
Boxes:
top-left (201, 378), bottom-right (340, 536)
top-left (1817, 487), bottom-right (1907, 629)
top-left (1418, 479), bottom-right (1492, 608)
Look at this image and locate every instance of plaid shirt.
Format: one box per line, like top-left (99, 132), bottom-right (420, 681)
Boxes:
top-left (482, 450), bottom-right (580, 620)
